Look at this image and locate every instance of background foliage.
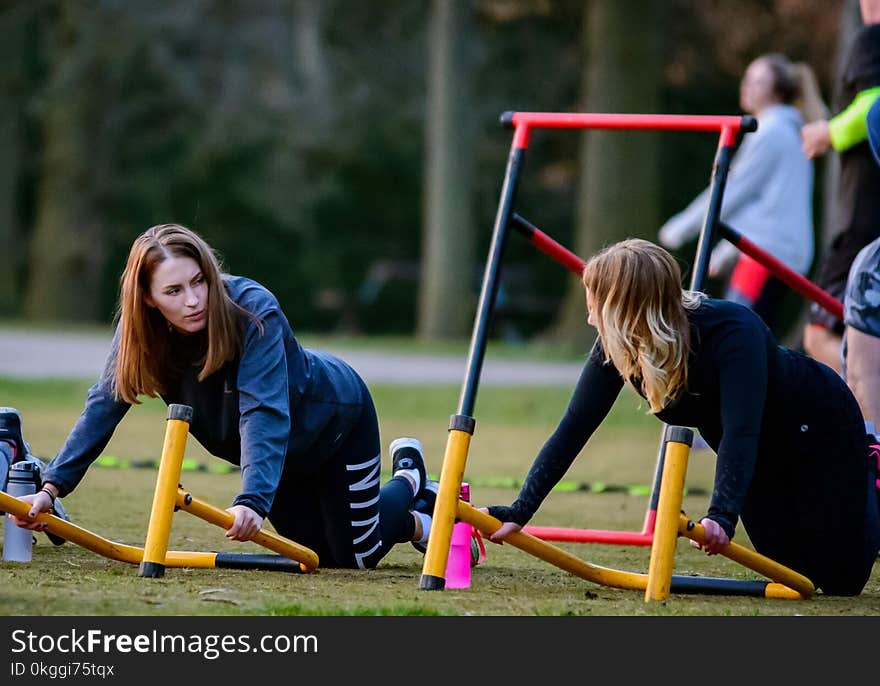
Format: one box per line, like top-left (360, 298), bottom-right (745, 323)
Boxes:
top-left (0, 0), bottom-right (852, 343)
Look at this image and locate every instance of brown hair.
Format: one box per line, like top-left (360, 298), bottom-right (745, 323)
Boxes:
top-left (113, 224), bottom-right (255, 404)
top-left (582, 239), bottom-right (701, 413)
top-left (759, 53), bottom-right (828, 123)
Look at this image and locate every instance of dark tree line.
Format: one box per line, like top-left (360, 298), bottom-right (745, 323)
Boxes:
top-left (0, 0), bottom-right (849, 346)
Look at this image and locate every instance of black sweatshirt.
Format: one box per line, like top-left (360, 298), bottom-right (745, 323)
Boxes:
top-left (490, 298), bottom-right (823, 539)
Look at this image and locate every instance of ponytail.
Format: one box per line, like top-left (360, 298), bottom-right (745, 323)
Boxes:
top-left (792, 62), bottom-right (829, 123)
top-left (760, 53), bottom-right (829, 123)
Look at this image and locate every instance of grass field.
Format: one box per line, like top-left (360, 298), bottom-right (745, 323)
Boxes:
top-left (1, 377), bottom-right (878, 616)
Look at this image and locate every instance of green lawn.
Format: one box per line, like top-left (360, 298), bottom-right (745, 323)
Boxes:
top-left (1, 377), bottom-right (878, 616)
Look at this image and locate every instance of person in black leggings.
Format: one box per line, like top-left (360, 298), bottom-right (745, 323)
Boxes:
top-left (11, 224), bottom-right (434, 569)
top-left (487, 239), bottom-right (880, 595)
top-left (801, 3), bottom-right (880, 373)
top-left (267, 379), bottom-right (423, 568)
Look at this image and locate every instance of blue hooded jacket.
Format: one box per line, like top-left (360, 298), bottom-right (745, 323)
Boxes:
top-left (41, 276), bottom-right (366, 517)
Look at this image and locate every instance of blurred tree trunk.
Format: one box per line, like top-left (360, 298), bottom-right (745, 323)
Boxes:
top-left (293, 0), bottom-right (330, 112)
top-left (0, 14), bottom-right (23, 317)
top-left (417, 0), bottom-right (476, 339)
top-left (0, 4), bottom-right (36, 317)
top-left (545, 0), bottom-right (665, 351)
top-left (24, 4), bottom-right (106, 322)
top-left (0, 110), bottom-right (19, 316)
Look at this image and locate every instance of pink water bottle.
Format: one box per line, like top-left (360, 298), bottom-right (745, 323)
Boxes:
top-left (444, 482), bottom-right (472, 589)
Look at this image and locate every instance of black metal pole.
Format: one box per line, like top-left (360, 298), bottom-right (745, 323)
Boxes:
top-left (689, 142), bottom-right (735, 291)
top-left (457, 142), bottom-right (525, 418)
top-left (651, 120), bottom-right (754, 521)
top-left (688, 116), bottom-right (756, 289)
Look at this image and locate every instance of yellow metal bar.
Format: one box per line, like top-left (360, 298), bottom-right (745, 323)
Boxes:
top-left (140, 404), bottom-right (192, 577)
top-left (163, 551), bottom-right (218, 568)
top-left (176, 489), bottom-right (318, 572)
top-left (459, 501), bottom-right (810, 600)
top-left (458, 502), bottom-right (650, 590)
top-left (0, 490), bottom-right (217, 568)
top-left (420, 424), bottom-right (472, 590)
top-left (765, 583), bottom-right (807, 600)
top-left (645, 430), bottom-right (692, 602)
top-left (678, 515), bottom-right (814, 598)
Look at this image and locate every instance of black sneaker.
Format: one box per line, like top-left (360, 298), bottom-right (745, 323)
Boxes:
top-left (0, 407), bottom-right (30, 462)
top-left (413, 479), bottom-right (438, 517)
top-left (389, 437), bottom-right (427, 500)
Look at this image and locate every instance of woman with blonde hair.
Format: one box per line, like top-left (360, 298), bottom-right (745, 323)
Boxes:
top-left (11, 224), bottom-right (436, 568)
top-left (487, 239), bottom-right (880, 595)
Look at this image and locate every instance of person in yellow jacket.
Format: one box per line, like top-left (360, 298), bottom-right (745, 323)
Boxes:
top-left (801, 0), bottom-right (880, 373)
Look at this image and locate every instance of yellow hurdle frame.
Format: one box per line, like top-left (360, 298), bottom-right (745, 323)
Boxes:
top-left (429, 425), bottom-right (815, 600)
top-left (1, 403), bottom-right (318, 576)
top-left (139, 405), bottom-right (193, 577)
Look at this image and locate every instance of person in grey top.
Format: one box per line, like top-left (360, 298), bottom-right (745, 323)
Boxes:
top-left (660, 54), bottom-right (824, 338)
top-left (10, 224), bottom-right (435, 569)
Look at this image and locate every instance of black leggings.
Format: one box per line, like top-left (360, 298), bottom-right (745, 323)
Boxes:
top-left (267, 392), bottom-right (416, 569)
top-left (741, 362), bottom-right (880, 595)
top-left (725, 272), bottom-right (788, 340)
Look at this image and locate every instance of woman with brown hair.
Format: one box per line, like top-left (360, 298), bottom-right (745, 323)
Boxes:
top-left (487, 239), bottom-right (880, 595)
top-left (11, 224), bottom-right (435, 569)
top-left (660, 53), bottom-right (826, 339)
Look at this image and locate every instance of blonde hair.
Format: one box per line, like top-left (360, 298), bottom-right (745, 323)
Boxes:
top-left (113, 224), bottom-right (257, 404)
top-left (582, 239), bottom-right (702, 413)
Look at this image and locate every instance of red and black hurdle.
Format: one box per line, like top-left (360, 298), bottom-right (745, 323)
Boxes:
top-left (419, 110), bottom-right (835, 598)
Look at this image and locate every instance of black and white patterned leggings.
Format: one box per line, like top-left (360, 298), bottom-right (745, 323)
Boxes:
top-left (267, 392), bottom-right (416, 569)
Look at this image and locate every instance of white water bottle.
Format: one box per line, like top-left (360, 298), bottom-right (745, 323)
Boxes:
top-left (3, 459), bottom-right (37, 562)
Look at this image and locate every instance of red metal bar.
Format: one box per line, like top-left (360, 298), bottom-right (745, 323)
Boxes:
top-left (503, 112), bottom-right (756, 152)
top-left (513, 213), bottom-right (844, 325)
top-left (512, 124), bottom-right (531, 150)
top-left (522, 526), bottom-right (654, 546)
top-left (521, 501), bottom-right (658, 545)
top-left (719, 223), bottom-right (843, 321)
top-left (507, 112), bottom-right (754, 133)
top-left (719, 126), bottom-right (739, 148)
top-left (511, 214), bottom-right (585, 275)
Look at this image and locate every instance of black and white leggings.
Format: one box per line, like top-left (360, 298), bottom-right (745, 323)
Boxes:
top-left (268, 392), bottom-right (416, 569)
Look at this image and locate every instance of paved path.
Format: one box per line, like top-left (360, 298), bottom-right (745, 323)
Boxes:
top-left (0, 329), bottom-right (584, 386)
